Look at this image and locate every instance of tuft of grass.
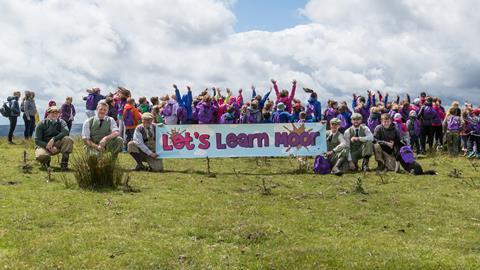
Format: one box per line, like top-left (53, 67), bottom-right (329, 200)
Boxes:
top-left (72, 150), bottom-right (125, 190)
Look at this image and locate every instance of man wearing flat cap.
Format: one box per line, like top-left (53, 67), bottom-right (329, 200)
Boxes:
top-left (127, 112), bottom-right (163, 172)
top-left (34, 106), bottom-right (74, 170)
top-left (344, 113), bottom-right (374, 172)
top-left (325, 117), bottom-right (349, 175)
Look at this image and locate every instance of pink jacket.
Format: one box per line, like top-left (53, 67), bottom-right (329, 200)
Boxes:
top-left (274, 82), bottom-right (296, 113)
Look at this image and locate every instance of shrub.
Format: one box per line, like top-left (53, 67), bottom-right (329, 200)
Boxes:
top-left (72, 150), bottom-right (124, 190)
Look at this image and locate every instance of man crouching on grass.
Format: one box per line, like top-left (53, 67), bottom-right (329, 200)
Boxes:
top-left (34, 106), bottom-right (74, 170)
top-left (127, 112), bottom-right (163, 172)
top-left (82, 102), bottom-right (123, 158)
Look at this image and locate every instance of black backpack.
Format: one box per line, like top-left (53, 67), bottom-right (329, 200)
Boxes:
top-left (0, 101), bottom-right (11, 117)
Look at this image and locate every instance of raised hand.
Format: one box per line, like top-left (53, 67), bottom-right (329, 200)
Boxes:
top-left (271, 79), bottom-right (277, 84)
top-left (173, 84), bottom-right (177, 89)
top-left (187, 86), bottom-right (191, 91)
top-left (292, 79), bottom-right (297, 84)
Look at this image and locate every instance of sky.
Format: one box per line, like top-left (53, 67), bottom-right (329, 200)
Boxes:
top-left (1, 0), bottom-right (479, 125)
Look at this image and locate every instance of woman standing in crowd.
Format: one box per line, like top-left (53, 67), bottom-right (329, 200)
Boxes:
top-left (21, 90), bottom-right (37, 139)
top-left (60, 96), bottom-right (76, 133)
top-left (7, 91), bottom-right (21, 144)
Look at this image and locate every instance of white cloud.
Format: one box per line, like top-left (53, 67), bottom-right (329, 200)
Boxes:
top-left (0, 0), bottom-right (479, 126)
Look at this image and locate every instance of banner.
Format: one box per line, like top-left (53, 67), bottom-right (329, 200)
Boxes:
top-left (156, 123), bottom-right (327, 159)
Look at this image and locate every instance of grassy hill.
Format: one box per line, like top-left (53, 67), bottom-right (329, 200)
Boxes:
top-left (0, 138), bottom-right (479, 269)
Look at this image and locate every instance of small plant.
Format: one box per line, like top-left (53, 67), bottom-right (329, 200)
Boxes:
top-left (258, 178), bottom-right (273, 196)
top-left (20, 150), bottom-right (32, 174)
top-left (205, 157), bottom-right (216, 178)
top-left (72, 150), bottom-right (125, 190)
top-left (60, 174), bottom-right (76, 189)
top-left (353, 177), bottom-right (368, 195)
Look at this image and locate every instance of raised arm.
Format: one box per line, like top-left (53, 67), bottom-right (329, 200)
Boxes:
top-left (289, 80), bottom-right (297, 101)
top-left (271, 79), bottom-right (280, 99)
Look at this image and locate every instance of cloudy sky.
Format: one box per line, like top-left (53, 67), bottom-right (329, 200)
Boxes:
top-left (1, 0), bottom-right (479, 124)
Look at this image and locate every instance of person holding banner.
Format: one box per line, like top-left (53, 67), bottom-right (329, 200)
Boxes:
top-left (82, 102), bottom-right (124, 157)
top-left (127, 113), bottom-right (163, 172)
top-left (344, 113), bottom-right (374, 172)
top-left (325, 118), bottom-right (349, 175)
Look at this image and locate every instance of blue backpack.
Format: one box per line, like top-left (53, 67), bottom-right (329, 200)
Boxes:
top-left (313, 155), bottom-right (331, 174)
top-left (399, 146), bottom-right (415, 164)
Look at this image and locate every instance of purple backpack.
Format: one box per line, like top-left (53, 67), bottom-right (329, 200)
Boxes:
top-left (399, 146), bottom-right (415, 164)
top-left (447, 116), bottom-right (460, 131)
top-left (422, 106), bottom-right (437, 125)
top-left (162, 103), bottom-right (174, 117)
top-left (324, 108), bottom-right (336, 124)
top-left (198, 103), bottom-right (214, 124)
top-left (124, 109), bottom-right (135, 126)
top-left (313, 155), bottom-right (331, 174)
top-left (86, 94), bottom-right (96, 110)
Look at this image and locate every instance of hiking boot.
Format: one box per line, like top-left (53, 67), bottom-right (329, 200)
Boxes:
top-left (467, 152), bottom-right (476, 159)
top-left (7, 141), bottom-right (15, 145)
top-left (60, 154), bottom-right (69, 171)
top-left (134, 164), bottom-right (145, 171)
top-left (376, 162), bottom-right (386, 173)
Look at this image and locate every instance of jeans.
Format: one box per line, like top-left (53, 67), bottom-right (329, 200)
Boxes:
top-left (8, 116), bottom-right (18, 142)
top-left (420, 125), bottom-right (434, 152)
top-left (23, 114), bottom-right (35, 139)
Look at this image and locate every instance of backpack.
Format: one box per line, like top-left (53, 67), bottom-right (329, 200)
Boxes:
top-left (313, 155), bottom-right (331, 174)
top-left (162, 103), bottom-right (174, 117)
top-left (177, 106), bottom-right (187, 123)
top-left (272, 112), bottom-right (280, 123)
top-left (0, 102), bottom-right (11, 117)
top-left (447, 116), bottom-right (460, 131)
top-left (422, 106), bottom-right (437, 124)
top-left (124, 109), bottom-right (135, 126)
top-left (399, 146), bottom-right (415, 164)
top-left (86, 94), bottom-right (96, 110)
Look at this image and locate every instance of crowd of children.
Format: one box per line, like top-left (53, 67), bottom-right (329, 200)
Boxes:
top-left (3, 79), bottom-right (480, 161)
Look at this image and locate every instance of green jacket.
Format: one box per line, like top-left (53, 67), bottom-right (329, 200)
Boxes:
top-left (34, 119), bottom-right (69, 148)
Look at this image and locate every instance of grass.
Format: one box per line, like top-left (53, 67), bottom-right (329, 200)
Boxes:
top-left (0, 138), bottom-right (480, 269)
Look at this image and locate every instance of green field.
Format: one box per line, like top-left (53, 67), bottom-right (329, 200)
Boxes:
top-left (1, 138), bottom-right (479, 269)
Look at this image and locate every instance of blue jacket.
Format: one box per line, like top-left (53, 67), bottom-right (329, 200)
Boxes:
top-left (307, 97), bottom-right (322, 122)
top-left (175, 87), bottom-right (193, 121)
top-left (7, 96), bottom-right (20, 117)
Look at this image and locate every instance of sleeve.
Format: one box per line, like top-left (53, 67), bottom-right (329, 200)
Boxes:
top-left (289, 82), bottom-right (297, 102)
top-left (359, 126), bottom-right (374, 142)
top-left (34, 122), bottom-right (47, 148)
top-left (110, 118), bottom-right (120, 133)
top-left (72, 105), bottom-right (76, 117)
top-left (82, 119), bottom-right (91, 139)
top-left (352, 95), bottom-right (357, 111)
top-left (133, 127), bottom-right (153, 156)
top-left (175, 87), bottom-right (184, 107)
top-left (252, 88), bottom-right (257, 99)
top-left (344, 128), bottom-right (351, 146)
top-left (260, 90), bottom-right (271, 109)
top-left (273, 82), bottom-right (280, 99)
top-left (333, 133), bottom-right (348, 153)
top-left (53, 120), bottom-right (69, 142)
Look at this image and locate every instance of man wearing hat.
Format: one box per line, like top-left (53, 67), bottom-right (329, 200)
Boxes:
top-left (127, 112), bottom-right (163, 172)
top-left (82, 102), bottom-right (123, 156)
top-left (344, 113), bottom-right (374, 172)
top-left (34, 106), bottom-right (74, 170)
top-left (325, 118), bottom-right (349, 175)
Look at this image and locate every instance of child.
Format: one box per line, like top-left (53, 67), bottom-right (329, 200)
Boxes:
top-left (105, 96), bottom-right (117, 121)
top-left (122, 98), bottom-right (142, 149)
top-left (219, 106), bottom-right (237, 124)
top-left (246, 100), bottom-right (262, 123)
top-left (137, 96), bottom-right (151, 113)
top-left (83, 88), bottom-right (105, 118)
top-left (443, 107), bottom-right (462, 156)
top-left (115, 86), bottom-right (131, 141)
top-left (272, 79), bottom-right (297, 113)
top-left (59, 97), bottom-right (76, 133)
top-left (460, 109), bottom-right (472, 156)
top-left (162, 96), bottom-right (179, 125)
top-left (297, 111), bottom-right (307, 124)
top-left (406, 110), bottom-right (422, 153)
top-left (467, 109), bottom-right (480, 159)
top-left (44, 100), bottom-right (57, 119)
top-left (272, 103), bottom-right (291, 123)
top-left (151, 105), bottom-right (164, 124)
top-left (303, 88), bottom-right (322, 122)
top-left (323, 100), bottom-right (338, 130)
top-left (394, 113), bottom-right (410, 145)
top-left (195, 95), bottom-right (217, 124)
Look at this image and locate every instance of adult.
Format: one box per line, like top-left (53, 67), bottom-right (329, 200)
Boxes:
top-left (21, 90), bottom-right (37, 139)
top-left (34, 106), bottom-right (73, 170)
top-left (82, 102), bottom-right (123, 156)
top-left (127, 113), bottom-right (163, 172)
top-left (83, 87), bottom-right (105, 118)
top-left (60, 96), bottom-right (76, 133)
top-left (7, 91), bottom-right (21, 144)
top-left (344, 113), bottom-right (374, 172)
top-left (418, 96), bottom-right (438, 153)
top-left (325, 118), bottom-right (349, 175)
top-left (373, 114), bottom-right (402, 172)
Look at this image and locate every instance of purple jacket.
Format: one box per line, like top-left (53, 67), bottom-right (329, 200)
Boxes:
top-left (367, 112), bottom-right (381, 132)
top-left (196, 101), bottom-right (217, 124)
top-left (220, 113), bottom-right (237, 124)
top-left (60, 103), bottom-right (76, 122)
top-left (323, 107), bottom-right (337, 124)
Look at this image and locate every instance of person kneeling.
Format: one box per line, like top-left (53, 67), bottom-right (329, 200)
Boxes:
top-left (345, 113), bottom-right (374, 172)
top-left (82, 102), bottom-right (123, 157)
top-left (34, 106), bottom-right (73, 170)
top-left (373, 113), bottom-right (401, 172)
top-left (325, 118), bottom-right (349, 176)
top-left (128, 113), bottom-right (163, 172)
